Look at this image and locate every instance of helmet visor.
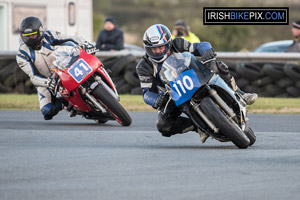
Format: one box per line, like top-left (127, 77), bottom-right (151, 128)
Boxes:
top-left (145, 43), bottom-right (170, 61)
top-left (21, 31), bottom-right (38, 41)
top-left (21, 31), bottom-right (42, 49)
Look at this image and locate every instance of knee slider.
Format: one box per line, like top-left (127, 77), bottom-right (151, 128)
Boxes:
top-left (156, 119), bottom-right (172, 134)
top-left (156, 116), bottom-right (175, 137)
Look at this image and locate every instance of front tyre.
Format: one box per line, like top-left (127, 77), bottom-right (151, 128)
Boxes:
top-left (244, 126), bottom-right (256, 146)
top-left (200, 97), bottom-right (250, 149)
top-left (93, 83), bottom-right (132, 126)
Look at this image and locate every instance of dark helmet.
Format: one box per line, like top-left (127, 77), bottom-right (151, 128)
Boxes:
top-left (143, 24), bottom-right (172, 63)
top-left (19, 16), bottom-right (44, 50)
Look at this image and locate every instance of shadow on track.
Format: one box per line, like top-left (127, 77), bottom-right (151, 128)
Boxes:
top-left (42, 121), bottom-right (121, 127)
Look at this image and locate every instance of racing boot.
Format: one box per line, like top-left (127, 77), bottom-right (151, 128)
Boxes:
top-left (42, 102), bottom-right (63, 120)
top-left (68, 108), bottom-right (77, 117)
top-left (197, 128), bottom-right (209, 143)
top-left (239, 91), bottom-right (258, 106)
top-left (66, 104), bottom-right (77, 117)
top-left (213, 61), bottom-right (257, 105)
top-left (229, 76), bottom-right (258, 105)
top-left (193, 126), bottom-right (209, 143)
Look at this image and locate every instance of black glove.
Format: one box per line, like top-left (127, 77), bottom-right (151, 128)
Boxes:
top-left (201, 48), bottom-right (216, 62)
top-left (45, 77), bottom-right (57, 91)
top-left (153, 94), bottom-right (169, 109)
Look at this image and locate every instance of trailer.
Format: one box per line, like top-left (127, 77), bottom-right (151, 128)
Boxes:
top-left (0, 0), bottom-right (92, 51)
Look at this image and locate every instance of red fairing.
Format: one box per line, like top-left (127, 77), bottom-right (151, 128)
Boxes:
top-left (60, 87), bottom-right (92, 112)
top-left (54, 49), bottom-right (108, 112)
top-left (58, 49), bottom-right (102, 92)
top-left (52, 45), bottom-right (131, 126)
top-left (97, 67), bottom-right (117, 93)
top-left (55, 49), bottom-right (116, 112)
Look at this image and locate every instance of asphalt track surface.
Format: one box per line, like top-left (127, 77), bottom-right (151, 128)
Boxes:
top-left (1, 110), bottom-right (300, 200)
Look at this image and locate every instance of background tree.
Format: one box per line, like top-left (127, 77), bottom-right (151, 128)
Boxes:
top-left (93, 0), bottom-right (300, 51)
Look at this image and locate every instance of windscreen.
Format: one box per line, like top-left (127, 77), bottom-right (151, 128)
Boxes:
top-left (160, 52), bottom-right (192, 83)
top-left (52, 41), bottom-right (81, 70)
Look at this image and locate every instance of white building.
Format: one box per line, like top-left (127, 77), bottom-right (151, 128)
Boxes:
top-left (0, 0), bottom-right (93, 51)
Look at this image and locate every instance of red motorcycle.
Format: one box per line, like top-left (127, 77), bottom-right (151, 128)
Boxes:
top-left (51, 41), bottom-right (132, 126)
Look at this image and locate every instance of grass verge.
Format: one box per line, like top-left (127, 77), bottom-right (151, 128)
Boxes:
top-left (1, 94), bottom-right (300, 113)
top-left (0, 94), bottom-right (153, 112)
top-left (247, 97), bottom-right (300, 114)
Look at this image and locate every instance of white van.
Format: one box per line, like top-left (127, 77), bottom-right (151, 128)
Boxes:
top-left (0, 0), bottom-right (92, 51)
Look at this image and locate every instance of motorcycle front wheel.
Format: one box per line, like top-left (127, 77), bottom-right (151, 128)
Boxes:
top-left (244, 126), bottom-right (256, 146)
top-left (92, 83), bottom-right (132, 126)
top-left (200, 97), bottom-right (250, 149)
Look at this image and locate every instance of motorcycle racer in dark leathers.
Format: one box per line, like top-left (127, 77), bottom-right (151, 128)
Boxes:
top-left (136, 24), bottom-right (257, 142)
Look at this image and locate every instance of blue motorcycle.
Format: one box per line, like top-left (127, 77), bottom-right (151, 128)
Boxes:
top-left (160, 52), bottom-right (256, 149)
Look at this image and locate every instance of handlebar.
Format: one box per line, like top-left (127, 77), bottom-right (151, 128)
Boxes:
top-left (53, 77), bottom-right (61, 95)
top-left (201, 58), bottom-right (216, 65)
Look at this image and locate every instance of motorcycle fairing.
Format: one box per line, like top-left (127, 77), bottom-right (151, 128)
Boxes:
top-left (58, 49), bottom-right (101, 92)
top-left (68, 58), bottom-right (93, 83)
top-left (170, 69), bottom-right (202, 106)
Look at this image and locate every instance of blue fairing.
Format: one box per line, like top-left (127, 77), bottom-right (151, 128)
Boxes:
top-left (209, 75), bottom-right (237, 101)
top-left (169, 69), bottom-right (202, 106)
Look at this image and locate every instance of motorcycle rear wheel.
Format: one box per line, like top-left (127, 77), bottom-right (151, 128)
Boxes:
top-left (200, 97), bottom-right (250, 149)
top-left (92, 83), bottom-right (132, 126)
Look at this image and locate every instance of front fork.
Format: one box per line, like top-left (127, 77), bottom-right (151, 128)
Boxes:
top-left (186, 86), bottom-right (243, 134)
top-left (79, 84), bottom-right (107, 113)
top-left (190, 100), bottom-right (219, 133)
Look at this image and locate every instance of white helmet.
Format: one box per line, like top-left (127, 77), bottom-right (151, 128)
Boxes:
top-left (143, 24), bottom-right (172, 63)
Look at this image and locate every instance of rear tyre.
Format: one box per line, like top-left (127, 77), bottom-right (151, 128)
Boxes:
top-left (93, 83), bottom-right (132, 126)
top-left (200, 97), bottom-right (250, 149)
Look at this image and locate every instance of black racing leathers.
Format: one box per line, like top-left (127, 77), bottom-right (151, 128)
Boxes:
top-left (95, 28), bottom-right (124, 51)
top-left (136, 38), bottom-right (203, 136)
top-left (136, 38), bottom-right (233, 136)
top-left (136, 38), bottom-right (199, 107)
